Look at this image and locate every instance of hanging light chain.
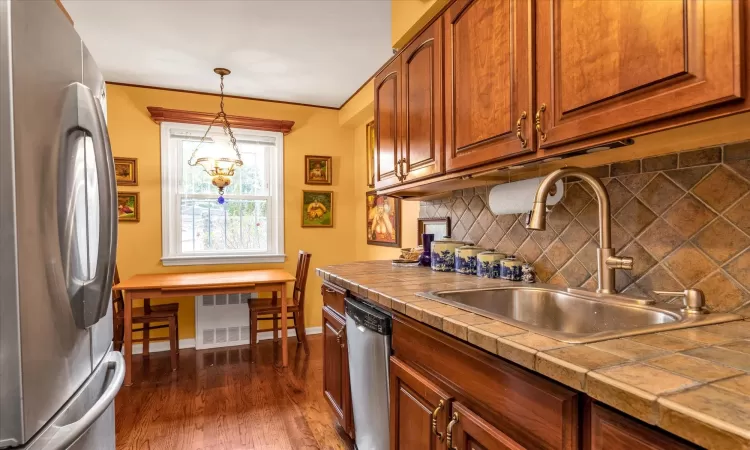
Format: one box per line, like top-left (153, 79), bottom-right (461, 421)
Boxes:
top-left (186, 71), bottom-right (243, 172)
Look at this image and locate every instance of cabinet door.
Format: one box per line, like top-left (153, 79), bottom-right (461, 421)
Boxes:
top-left (444, 0), bottom-right (533, 172)
top-left (375, 56), bottom-right (402, 189)
top-left (401, 19), bottom-right (444, 183)
top-left (589, 403), bottom-right (694, 450)
top-left (535, 0), bottom-right (744, 150)
top-left (322, 306), bottom-right (353, 436)
top-left (448, 402), bottom-right (525, 450)
top-left (390, 357), bottom-right (452, 450)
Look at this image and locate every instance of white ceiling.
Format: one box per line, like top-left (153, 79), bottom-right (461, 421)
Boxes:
top-left (62, 0), bottom-right (392, 108)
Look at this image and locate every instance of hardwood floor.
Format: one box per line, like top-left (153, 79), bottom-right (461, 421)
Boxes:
top-left (115, 335), bottom-right (355, 450)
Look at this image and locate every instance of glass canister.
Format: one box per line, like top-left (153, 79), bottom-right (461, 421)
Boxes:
top-left (431, 239), bottom-right (467, 272)
top-left (455, 245), bottom-right (485, 275)
top-left (477, 251), bottom-right (506, 278)
top-left (500, 256), bottom-right (523, 281)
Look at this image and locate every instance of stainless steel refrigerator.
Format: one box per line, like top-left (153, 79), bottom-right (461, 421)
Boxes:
top-left (1, 0), bottom-right (122, 449)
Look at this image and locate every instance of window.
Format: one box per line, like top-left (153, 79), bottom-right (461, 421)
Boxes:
top-left (160, 122), bottom-right (284, 265)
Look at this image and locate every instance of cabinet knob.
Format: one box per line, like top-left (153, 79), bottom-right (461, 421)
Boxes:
top-left (535, 103), bottom-right (548, 142)
top-left (516, 111), bottom-right (528, 148)
top-left (446, 412), bottom-right (459, 450)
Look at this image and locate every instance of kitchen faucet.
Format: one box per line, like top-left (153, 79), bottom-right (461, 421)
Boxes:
top-left (526, 167), bottom-right (633, 294)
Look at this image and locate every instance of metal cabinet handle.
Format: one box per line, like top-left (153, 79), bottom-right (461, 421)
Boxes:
top-left (395, 157), bottom-right (407, 182)
top-left (324, 288), bottom-right (336, 294)
top-left (516, 111), bottom-right (528, 148)
top-left (335, 327), bottom-right (346, 348)
top-left (401, 158), bottom-right (408, 179)
top-left (446, 412), bottom-right (459, 450)
top-left (431, 400), bottom-right (445, 441)
top-left (535, 103), bottom-right (547, 142)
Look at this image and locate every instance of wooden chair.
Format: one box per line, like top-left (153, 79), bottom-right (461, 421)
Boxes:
top-left (112, 266), bottom-right (181, 370)
top-left (248, 251), bottom-right (312, 353)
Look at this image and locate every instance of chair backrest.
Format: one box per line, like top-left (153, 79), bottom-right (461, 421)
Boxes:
top-left (293, 251), bottom-right (312, 309)
top-left (112, 265), bottom-right (124, 316)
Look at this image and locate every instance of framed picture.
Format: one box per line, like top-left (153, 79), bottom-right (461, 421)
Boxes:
top-left (366, 190), bottom-right (401, 247)
top-left (305, 155), bottom-right (332, 185)
top-left (417, 217), bottom-right (451, 245)
top-left (114, 157), bottom-right (138, 186)
top-left (117, 192), bottom-right (140, 222)
top-left (302, 190), bottom-right (333, 227)
top-left (366, 121), bottom-right (375, 188)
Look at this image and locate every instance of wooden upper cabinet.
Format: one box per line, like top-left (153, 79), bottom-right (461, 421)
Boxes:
top-left (444, 0), bottom-right (533, 172)
top-left (374, 56), bottom-right (402, 189)
top-left (448, 402), bottom-right (525, 450)
top-left (535, 0), bottom-right (745, 149)
top-left (390, 357), bottom-right (452, 450)
top-left (401, 19), bottom-right (444, 183)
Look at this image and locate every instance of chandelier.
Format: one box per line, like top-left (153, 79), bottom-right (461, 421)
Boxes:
top-left (187, 68), bottom-right (243, 204)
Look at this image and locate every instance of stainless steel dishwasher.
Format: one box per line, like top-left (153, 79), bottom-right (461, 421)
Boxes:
top-left (345, 297), bottom-right (392, 450)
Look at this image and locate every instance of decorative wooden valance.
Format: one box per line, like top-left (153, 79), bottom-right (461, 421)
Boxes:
top-left (147, 107), bottom-right (295, 135)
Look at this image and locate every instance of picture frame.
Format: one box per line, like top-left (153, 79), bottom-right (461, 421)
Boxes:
top-left (417, 217), bottom-right (451, 245)
top-left (366, 121), bottom-right (375, 188)
top-left (117, 192), bottom-right (140, 222)
top-left (304, 155), bottom-right (332, 185)
top-left (114, 157), bottom-right (138, 186)
top-left (366, 190), bottom-right (401, 247)
top-left (302, 190), bottom-right (333, 227)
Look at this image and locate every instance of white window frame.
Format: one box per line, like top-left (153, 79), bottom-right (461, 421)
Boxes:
top-left (160, 121), bottom-right (285, 266)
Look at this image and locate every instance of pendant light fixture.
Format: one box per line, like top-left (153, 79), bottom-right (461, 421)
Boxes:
top-left (187, 68), bottom-right (243, 204)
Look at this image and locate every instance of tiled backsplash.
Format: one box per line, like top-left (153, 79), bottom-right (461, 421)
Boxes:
top-left (419, 140), bottom-right (750, 315)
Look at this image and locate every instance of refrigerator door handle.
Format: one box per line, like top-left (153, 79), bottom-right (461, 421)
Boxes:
top-left (48, 351), bottom-right (124, 450)
top-left (90, 94), bottom-right (117, 322)
top-left (57, 82), bottom-right (116, 329)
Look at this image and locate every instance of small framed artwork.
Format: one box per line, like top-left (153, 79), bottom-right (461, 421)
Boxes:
top-left (417, 217), bottom-right (451, 245)
top-left (114, 157), bottom-right (138, 186)
top-left (302, 190), bottom-right (333, 227)
top-left (117, 192), bottom-right (140, 222)
top-left (366, 121), bottom-right (375, 188)
top-left (366, 190), bottom-right (401, 247)
top-left (305, 155), bottom-right (332, 185)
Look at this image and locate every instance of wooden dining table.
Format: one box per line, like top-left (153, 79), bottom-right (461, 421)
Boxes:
top-left (113, 269), bottom-right (296, 386)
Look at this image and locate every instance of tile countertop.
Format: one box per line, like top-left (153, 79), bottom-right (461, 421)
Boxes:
top-left (316, 261), bottom-right (750, 450)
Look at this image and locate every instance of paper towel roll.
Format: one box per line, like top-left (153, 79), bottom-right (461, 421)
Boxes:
top-left (488, 177), bottom-right (564, 215)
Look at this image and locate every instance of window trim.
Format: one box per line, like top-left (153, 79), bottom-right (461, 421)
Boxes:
top-left (159, 121), bottom-right (285, 266)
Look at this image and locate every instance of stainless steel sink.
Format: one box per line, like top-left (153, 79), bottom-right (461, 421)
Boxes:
top-left (416, 285), bottom-right (742, 344)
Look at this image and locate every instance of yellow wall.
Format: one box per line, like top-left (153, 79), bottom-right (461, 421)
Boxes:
top-left (107, 84), bottom-right (356, 339)
top-left (391, 0), bottom-right (449, 49)
top-left (352, 119), bottom-right (420, 261)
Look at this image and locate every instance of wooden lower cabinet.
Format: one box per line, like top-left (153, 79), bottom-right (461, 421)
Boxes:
top-left (387, 312), bottom-right (697, 450)
top-left (322, 305), bottom-right (354, 437)
top-left (449, 402), bottom-right (525, 450)
top-left (588, 403), bottom-right (696, 450)
top-left (390, 356), bottom-right (452, 450)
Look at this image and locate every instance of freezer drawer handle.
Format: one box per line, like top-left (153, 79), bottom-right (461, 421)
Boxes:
top-left (51, 351), bottom-right (125, 449)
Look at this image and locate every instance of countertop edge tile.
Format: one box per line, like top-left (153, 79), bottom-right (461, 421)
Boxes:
top-left (658, 395), bottom-right (750, 448)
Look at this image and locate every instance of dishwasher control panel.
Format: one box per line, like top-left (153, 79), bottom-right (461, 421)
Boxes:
top-left (345, 297), bottom-right (392, 335)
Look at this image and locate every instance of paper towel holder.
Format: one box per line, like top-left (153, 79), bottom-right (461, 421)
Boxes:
top-left (487, 176), bottom-right (564, 216)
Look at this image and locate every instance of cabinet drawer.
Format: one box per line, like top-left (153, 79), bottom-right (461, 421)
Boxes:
top-left (321, 281), bottom-right (346, 317)
top-left (392, 314), bottom-right (579, 450)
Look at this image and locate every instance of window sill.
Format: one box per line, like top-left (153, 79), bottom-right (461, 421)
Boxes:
top-left (161, 254), bottom-right (286, 266)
